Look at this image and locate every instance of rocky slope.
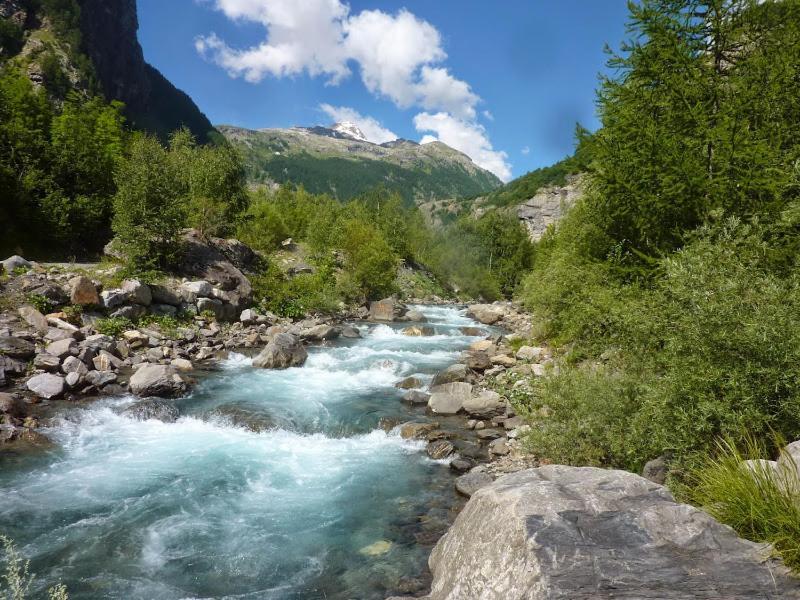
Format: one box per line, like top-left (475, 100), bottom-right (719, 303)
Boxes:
top-left (0, 0), bottom-right (213, 142)
top-left (219, 123), bottom-right (503, 205)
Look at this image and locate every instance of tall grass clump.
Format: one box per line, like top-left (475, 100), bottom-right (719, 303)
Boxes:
top-left (687, 436), bottom-right (800, 571)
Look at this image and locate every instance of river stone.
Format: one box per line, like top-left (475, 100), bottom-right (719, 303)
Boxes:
top-left (18, 306), bottom-right (48, 333)
top-left (406, 310), bottom-right (427, 322)
top-left (123, 398), bottom-right (179, 423)
top-left (459, 327), bottom-right (483, 336)
top-left (64, 371), bottom-right (82, 389)
top-left (171, 358), bottom-right (194, 372)
top-left (464, 351), bottom-right (492, 371)
top-left (422, 466), bottom-right (800, 600)
top-left (46, 338), bottom-right (76, 359)
top-left (129, 364), bottom-right (187, 398)
top-left (463, 391), bottom-right (503, 417)
top-left (449, 457), bottom-right (475, 474)
top-left (300, 324), bottom-right (340, 342)
top-left (431, 363), bottom-right (471, 386)
top-left (395, 376), bottom-right (423, 390)
top-left (428, 382), bottom-right (472, 415)
top-left (85, 370), bottom-right (117, 388)
top-left (0, 393), bottom-right (26, 417)
top-left (69, 276), bottom-right (100, 306)
top-left (400, 421), bottom-right (439, 440)
top-left (466, 304), bottom-right (504, 325)
top-left (26, 373), bottom-right (65, 399)
top-left (427, 439), bottom-right (455, 460)
top-left (402, 390), bottom-right (430, 405)
top-left (0, 337), bottom-right (35, 359)
top-left (341, 326), bottom-right (361, 338)
top-left (455, 471), bottom-right (493, 497)
top-left (369, 298), bottom-right (395, 321)
top-left (252, 333), bottom-right (307, 369)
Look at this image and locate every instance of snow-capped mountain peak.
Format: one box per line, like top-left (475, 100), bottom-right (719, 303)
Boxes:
top-left (331, 121), bottom-right (368, 142)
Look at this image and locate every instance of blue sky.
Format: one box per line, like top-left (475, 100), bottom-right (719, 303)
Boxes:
top-left (136, 1), bottom-right (630, 181)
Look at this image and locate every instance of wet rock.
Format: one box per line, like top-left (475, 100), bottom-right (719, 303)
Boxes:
top-left (428, 382), bottom-right (472, 415)
top-left (0, 393), bottom-right (26, 418)
top-left (341, 326), bottom-right (361, 339)
top-left (427, 439), bottom-right (455, 460)
top-left (406, 310), bottom-right (427, 322)
top-left (18, 306), bottom-right (48, 333)
top-left (459, 327), bottom-right (483, 336)
top-left (300, 325), bottom-right (340, 342)
top-left (26, 373), bottom-right (65, 399)
top-left (401, 390), bottom-right (431, 405)
top-left (466, 304), bottom-right (504, 325)
top-left (129, 364), bottom-right (187, 398)
top-left (252, 333), bottom-right (307, 369)
top-left (395, 376), bottom-right (423, 390)
top-left (205, 406), bottom-right (275, 432)
top-left (449, 457), bottom-right (475, 474)
top-left (455, 471), bottom-right (493, 497)
top-left (400, 421), bottom-right (439, 440)
top-left (0, 337), bottom-right (35, 359)
top-left (369, 297), bottom-right (405, 322)
top-left (170, 358), bottom-right (194, 372)
top-left (85, 370), bottom-right (117, 388)
top-left (69, 276), bottom-right (100, 306)
top-left (423, 466), bottom-right (800, 599)
top-left (431, 363), bottom-right (472, 386)
top-left (123, 398), bottom-right (179, 423)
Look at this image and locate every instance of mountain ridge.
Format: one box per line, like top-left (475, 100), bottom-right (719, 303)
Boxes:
top-left (219, 123), bottom-right (502, 205)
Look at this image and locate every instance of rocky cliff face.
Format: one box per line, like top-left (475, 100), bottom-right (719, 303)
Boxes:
top-left (400, 466), bottom-right (800, 600)
top-left (77, 0), bottom-right (213, 143)
top-left (517, 174), bottom-right (584, 242)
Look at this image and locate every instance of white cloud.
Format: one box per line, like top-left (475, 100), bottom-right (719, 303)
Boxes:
top-left (521, 146), bottom-right (530, 155)
top-left (414, 112), bottom-right (512, 182)
top-left (319, 104), bottom-right (398, 144)
top-left (483, 110), bottom-right (494, 121)
top-left (195, 0), bottom-right (350, 83)
top-left (197, 1), bottom-right (479, 118)
top-left (197, 1), bottom-right (509, 179)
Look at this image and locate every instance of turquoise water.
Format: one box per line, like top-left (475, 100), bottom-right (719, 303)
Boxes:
top-left (0, 306), bottom-right (485, 599)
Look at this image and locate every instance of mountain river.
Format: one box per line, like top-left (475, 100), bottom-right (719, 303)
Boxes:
top-left (0, 305), bottom-right (490, 599)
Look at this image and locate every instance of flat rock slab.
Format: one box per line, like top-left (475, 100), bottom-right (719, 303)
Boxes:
top-left (423, 466), bottom-right (800, 599)
top-left (455, 471), bottom-right (493, 497)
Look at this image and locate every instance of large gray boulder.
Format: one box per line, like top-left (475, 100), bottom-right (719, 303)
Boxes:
top-left (26, 373), bottom-right (65, 399)
top-left (466, 304), bottom-right (504, 325)
top-left (2, 255), bottom-right (31, 273)
top-left (428, 382), bottom-right (472, 415)
top-left (129, 364), bottom-right (187, 398)
top-left (252, 333), bottom-right (307, 369)
top-left (123, 398), bottom-right (179, 422)
top-left (431, 363), bottom-right (472, 386)
top-left (421, 466), bottom-right (800, 599)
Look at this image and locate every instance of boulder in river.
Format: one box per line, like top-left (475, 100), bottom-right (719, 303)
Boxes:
top-left (428, 382), bottom-right (472, 415)
top-left (252, 333), bottom-right (307, 369)
top-left (26, 373), bottom-right (65, 399)
top-left (431, 363), bottom-right (472, 386)
top-left (123, 398), bottom-right (180, 423)
top-left (129, 364), bottom-right (188, 398)
top-left (421, 466), bottom-right (800, 599)
top-left (466, 304), bottom-right (504, 325)
top-left (369, 297), bottom-right (405, 322)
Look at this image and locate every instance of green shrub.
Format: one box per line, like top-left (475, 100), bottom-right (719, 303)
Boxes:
top-left (94, 317), bottom-right (133, 336)
top-left (24, 294), bottom-right (52, 314)
top-left (0, 535), bottom-right (69, 599)
top-left (686, 436), bottom-right (800, 572)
